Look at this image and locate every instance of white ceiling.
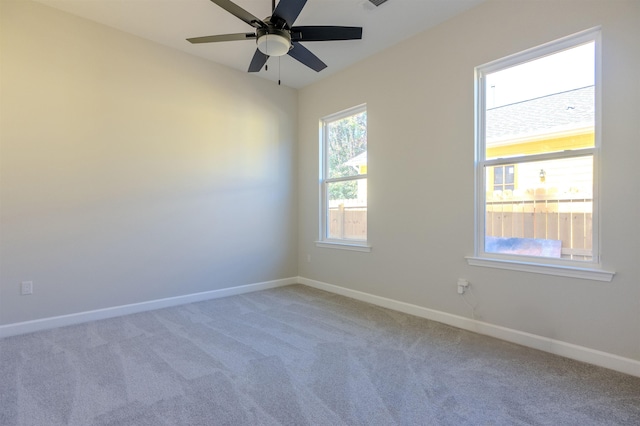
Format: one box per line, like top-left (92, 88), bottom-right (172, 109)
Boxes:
top-left (35, 0), bottom-right (486, 89)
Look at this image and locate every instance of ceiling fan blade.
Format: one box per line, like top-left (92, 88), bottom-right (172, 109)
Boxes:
top-left (287, 42), bottom-right (327, 72)
top-left (291, 26), bottom-right (363, 42)
top-left (209, 0), bottom-right (265, 28)
top-left (187, 33), bottom-right (256, 44)
top-left (272, 0), bottom-right (307, 28)
top-left (248, 49), bottom-right (269, 72)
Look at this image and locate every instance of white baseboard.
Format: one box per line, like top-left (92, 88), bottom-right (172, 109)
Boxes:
top-left (298, 276), bottom-right (640, 378)
top-left (3, 275), bottom-right (638, 378)
top-left (0, 277), bottom-right (296, 339)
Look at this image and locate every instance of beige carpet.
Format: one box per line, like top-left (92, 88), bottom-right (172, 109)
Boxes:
top-left (1, 284), bottom-right (639, 425)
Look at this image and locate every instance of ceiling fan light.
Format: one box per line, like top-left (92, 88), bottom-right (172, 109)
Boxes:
top-left (256, 32), bottom-right (291, 57)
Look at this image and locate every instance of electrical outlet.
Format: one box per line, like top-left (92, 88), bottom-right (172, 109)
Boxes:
top-left (21, 281), bottom-right (33, 295)
top-left (307, 254), bottom-right (311, 263)
top-left (457, 279), bottom-right (469, 295)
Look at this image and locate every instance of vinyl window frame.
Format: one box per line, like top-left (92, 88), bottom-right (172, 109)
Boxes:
top-left (467, 28), bottom-right (614, 281)
top-left (316, 104), bottom-right (371, 252)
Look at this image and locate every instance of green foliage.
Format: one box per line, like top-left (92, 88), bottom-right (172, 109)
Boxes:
top-left (327, 111), bottom-right (367, 200)
top-left (328, 181), bottom-right (358, 202)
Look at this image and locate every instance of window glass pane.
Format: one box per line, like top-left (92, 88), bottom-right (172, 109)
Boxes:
top-left (485, 156), bottom-right (593, 261)
top-left (494, 166), bottom-right (504, 184)
top-left (326, 180), bottom-right (367, 240)
top-left (485, 42), bottom-right (595, 160)
top-left (327, 111), bottom-right (367, 179)
top-left (505, 166), bottom-right (515, 184)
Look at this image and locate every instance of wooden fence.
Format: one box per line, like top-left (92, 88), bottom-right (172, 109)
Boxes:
top-left (486, 188), bottom-right (592, 260)
top-left (327, 188), bottom-right (593, 261)
top-left (328, 204), bottom-right (367, 240)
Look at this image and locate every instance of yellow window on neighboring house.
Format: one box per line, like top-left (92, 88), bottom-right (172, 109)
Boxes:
top-left (490, 165), bottom-right (516, 192)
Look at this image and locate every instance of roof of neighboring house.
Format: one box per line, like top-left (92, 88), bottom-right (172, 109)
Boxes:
top-left (345, 151), bottom-right (367, 167)
top-left (486, 85), bottom-right (594, 144)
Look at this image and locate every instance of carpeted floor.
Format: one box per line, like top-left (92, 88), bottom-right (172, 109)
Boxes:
top-left (1, 284), bottom-right (639, 425)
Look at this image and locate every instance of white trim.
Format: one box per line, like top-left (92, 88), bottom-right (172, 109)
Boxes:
top-left (324, 175), bottom-right (368, 185)
top-left (321, 103), bottom-right (367, 123)
top-left (478, 27), bottom-right (601, 74)
top-left (465, 256), bottom-right (614, 281)
top-left (483, 147), bottom-right (594, 166)
top-left (298, 277), bottom-right (639, 378)
top-left (0, 277), bottom-right (296, 339)
top-left (315, 241), bottom-right (372, 252)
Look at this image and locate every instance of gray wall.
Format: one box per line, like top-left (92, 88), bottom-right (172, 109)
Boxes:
top-left (0, 1), bottom-right (298, 324)
top-left (298, 0), bottom-right (640, 361)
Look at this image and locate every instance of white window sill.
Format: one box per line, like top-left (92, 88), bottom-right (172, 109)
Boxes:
top-left (465, 256), bottom-right (615, 282)
top-left (315, 241), bottom-right (372, 252)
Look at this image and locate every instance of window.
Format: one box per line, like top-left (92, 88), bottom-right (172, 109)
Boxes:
top-left (318, 105), bottom-right (369, 250)
top-left (471, 28), bottom-right (612, 280)
top-left (491, 165), bottom-right (516, 192)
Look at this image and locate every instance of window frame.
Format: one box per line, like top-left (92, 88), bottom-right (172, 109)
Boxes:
top-left (316, 104), bottom-right (371, 252)
top-left (469, 28), bottom-right (614, 281)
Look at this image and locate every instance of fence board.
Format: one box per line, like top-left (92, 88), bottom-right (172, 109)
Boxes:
top-left (585, 213), bottom-right (593, 252)
top-left (559, 213), bottom-right (572, 250)
top-left (492, 208), bottom-right (503, 238)
top-left (572, 213), bottom-right (585, 250)
top-left (547, 202), bottom-right (559, 241)
top-left (534, 202), bottom-right (547, 240)
top-left (513, 203), bottom-right (524, 238)
top-left (503, 204), bottom-right (513, 238)
top-left (523, 203), bottom-right (535, 239)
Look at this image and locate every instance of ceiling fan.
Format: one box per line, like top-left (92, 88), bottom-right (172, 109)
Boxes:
top-left (187, 0), bottom-right (363, 73)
